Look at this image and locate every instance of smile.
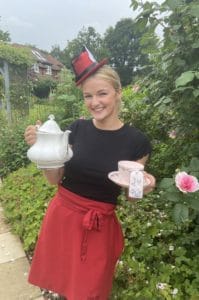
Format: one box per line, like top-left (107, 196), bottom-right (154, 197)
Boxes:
top-left (93, 107), bottom-right (104, 112)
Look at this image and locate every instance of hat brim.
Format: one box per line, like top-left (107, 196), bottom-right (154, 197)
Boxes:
top-left (75, 58), bottom-right (108, 86)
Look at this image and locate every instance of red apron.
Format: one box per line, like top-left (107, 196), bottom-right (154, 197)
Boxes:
top-left (28, 186), bottom-right (124, 300)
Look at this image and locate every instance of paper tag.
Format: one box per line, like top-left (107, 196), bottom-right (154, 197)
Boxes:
top-left (128, 170), bottom-right (144, 199)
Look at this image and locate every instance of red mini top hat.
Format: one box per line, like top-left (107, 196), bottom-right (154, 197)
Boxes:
top-left (71, 46), bottom-right (108, 85)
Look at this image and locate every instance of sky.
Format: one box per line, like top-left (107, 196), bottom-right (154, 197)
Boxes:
top-left (0, 0), bottom-right (136, 52)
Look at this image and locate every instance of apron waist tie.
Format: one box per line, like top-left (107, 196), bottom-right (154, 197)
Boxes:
top-left (81, 209), bottom-right (103, 262)
top-left (83, 209), bottom-right (103, 231)
top-left (57, 187), bottom-right (115, 263)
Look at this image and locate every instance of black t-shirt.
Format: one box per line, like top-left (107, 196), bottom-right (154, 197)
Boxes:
top-left (61, 119), bottom-right (151, 204)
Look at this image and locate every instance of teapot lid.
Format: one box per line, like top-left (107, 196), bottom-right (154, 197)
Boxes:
top-left (38, 114), bottom-right (62, 134)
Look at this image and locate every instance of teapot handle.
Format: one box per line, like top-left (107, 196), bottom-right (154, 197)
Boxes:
top-left (35, 120), bottom-right (42, 133)
top-left (36, 124), bottom-right (40, 130)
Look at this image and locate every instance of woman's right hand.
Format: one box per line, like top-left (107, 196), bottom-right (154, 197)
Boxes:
top-left (24, 120), bottom-right (42, 145)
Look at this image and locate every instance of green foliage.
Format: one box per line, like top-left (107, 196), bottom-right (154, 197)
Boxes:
top-left (0, 164), bottom-right (56, 252)
top-left (0, 2), bottom-right (198, 298)
top-left (148, 142), bottom-right (178, 180)
top-left (124, 0), bottom-right (199, 181)
top-left (0, 68), bottom-right (82, 178)
top-left (0, 121), bottom-right (29, 178)
top-left (0, 100), bottom-right (64, 178)
top-left (27, 102), bottom-right (62, 123)
top-left (0, 19), bottom-right (10, 42)
top-left (159, 157), bottom-right (199, 223)
top-left (148, 136), bottom-right (198, 181)
top-left (52, 67), bottom-right (83, 129)
top-left (110, 193), bottom-right (199, 299)
top-left (121, 86), bottom-right (160, 138)
top-left (175, 71), bottom-right (198, 88)
top-left (0, 73), bottom-right (3, 98)
top-left (58, 26), bottom-right (107, 69)
top-left (50, 45), bottom-right (65, 64)
top-left (121, 86), bottom-right (188, 180)
top-left (0, 43), bottom-right (35, 121)
top-left (8, 64), bottom-right (32, 113)
top-left (131, 0), bottom-right (199, 139)
top-left (1, 164), bottom-right (198, 298)
top-left (0, 61), bottom-right (82, 178)
top-left (51, 20), bottom-right (150, 86)
top-left (104, 18), bottom-right (150, 85)
top-left (32, 76), bottom-right (57, 99)
top-left (0, 42), bottom-right (34, 66)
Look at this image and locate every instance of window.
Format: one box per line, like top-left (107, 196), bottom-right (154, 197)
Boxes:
top-left (32, 50), bottom-right (47, 62)
top-left (46, 65), bottom-right (52, 75)
top-left (33, 63), bottom-right (39, 73)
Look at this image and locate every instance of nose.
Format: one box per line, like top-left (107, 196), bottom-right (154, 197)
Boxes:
top-left (90, 95), bottom-right (100, 106)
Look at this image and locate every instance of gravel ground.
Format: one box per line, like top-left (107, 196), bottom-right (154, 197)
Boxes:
top-left (41, 289), bottom-right (66, 299)
top-left (26, 254), bottom-right (66, 300)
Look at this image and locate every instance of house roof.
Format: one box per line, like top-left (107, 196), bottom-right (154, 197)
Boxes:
top-left (45, 54), bottom-right (64, 70)
top-left (31, 48), bottom-right (64, 71)
top-left (12, 43), bottom-right (64, 71)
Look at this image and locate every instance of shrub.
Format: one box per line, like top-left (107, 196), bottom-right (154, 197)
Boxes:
top-left (0, 163), bottom-right (56, 252)
top-left (0, 163), bottom-right (198, 299)
top-left (121, 86), bottom-right (199, 181)
top-left (32, 77), bottom-right (57, 99)
top-left (0, 101), bottom-right (66, 178)
top-left (0, 121), bottom-right (29, 178)
top-left (111, 193), bottom-right (199, 299)
top-left (159, 157), bottom-right (199, 224)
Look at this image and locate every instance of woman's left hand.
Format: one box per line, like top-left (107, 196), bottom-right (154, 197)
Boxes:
top-left (143, 172), bottom-right (156, 194)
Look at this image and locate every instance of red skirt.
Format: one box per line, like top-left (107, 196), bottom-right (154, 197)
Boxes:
top-left (28, 186), bottom-right (124, 300)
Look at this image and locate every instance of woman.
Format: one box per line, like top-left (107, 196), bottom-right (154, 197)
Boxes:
top-left (25, 47), bottom-right (155, 300)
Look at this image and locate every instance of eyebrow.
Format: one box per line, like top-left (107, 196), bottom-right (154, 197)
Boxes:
top-left (98, 89), bottom-right (108, 92)
top-left (83, 89), bottom-right (108, 94)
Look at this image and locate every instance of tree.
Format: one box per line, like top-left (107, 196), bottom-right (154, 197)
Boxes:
top-left (131, 0), bottom-right (199, 159)
top-left (50, 44), bottom-right (66, 65)
top-left (60, 26), bottom-right (108, 70)
top-left (104, 18), bottom-right (150, 86)
top-left (50, 21), bottom-right (150, 86)
top-left (0, 18), bottom-right (10, 42)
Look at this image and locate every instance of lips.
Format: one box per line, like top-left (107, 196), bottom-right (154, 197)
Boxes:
top-left (92, 107), bottom-right (104, 112)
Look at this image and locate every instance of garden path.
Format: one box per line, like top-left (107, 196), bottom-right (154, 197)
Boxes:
top-left (0, 204), bottom-right (44, 300)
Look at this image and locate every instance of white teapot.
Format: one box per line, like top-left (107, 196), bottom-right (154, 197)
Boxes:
top-left (27, 114), bottom-right (73, 168)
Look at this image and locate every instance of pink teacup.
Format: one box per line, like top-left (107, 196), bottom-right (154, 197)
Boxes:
top-left (118, 160), bottom-right (144, 184)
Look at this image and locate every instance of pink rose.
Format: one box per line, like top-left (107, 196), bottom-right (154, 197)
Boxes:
top-left (175, 171), bottom-right (199, 193)
top-left (168, 130), bottom-right (177, 139)
top-left (132, 84), bottom-right (140, 93)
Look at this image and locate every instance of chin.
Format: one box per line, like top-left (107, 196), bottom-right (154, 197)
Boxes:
top-left (93, 116), bottom-right (106, 122)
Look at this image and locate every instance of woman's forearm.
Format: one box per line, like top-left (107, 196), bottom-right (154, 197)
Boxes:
top-left (42, 167), bottom-right (65, 185)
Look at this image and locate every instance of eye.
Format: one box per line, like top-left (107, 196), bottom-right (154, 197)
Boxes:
top-left (99, 92), bottom-right (107, 97)
top-left (84, 94), bottom-right (92, 100)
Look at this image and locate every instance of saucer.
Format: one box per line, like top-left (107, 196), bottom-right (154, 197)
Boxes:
top-left (108, 171), bottom-right (129, 187)
top-left (108, 171), bottom-right (150, 188)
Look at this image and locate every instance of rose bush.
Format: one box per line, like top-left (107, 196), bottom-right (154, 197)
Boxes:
top-left (159, 158), bottom-right (199, 223)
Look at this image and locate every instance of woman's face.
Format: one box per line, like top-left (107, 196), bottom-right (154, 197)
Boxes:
top-left (82, 77), bottom-right (121, 123)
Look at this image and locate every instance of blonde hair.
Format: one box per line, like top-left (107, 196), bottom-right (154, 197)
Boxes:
top-left (80, 65), bottom-right (122, 91)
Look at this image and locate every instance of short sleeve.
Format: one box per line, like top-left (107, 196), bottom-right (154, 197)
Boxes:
top-left (67, 119), bottom-right (83, 145)
top-left (131, 128), bottom-right (152, 160)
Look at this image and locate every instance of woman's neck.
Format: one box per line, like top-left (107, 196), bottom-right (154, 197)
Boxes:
top-left (92, 118), bottom-right (123, 130)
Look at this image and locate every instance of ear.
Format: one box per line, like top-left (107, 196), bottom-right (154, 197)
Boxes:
top-left (116, 88), bottom-right (122, 101)
top-left (117, 88), bottom-right (122, 95)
